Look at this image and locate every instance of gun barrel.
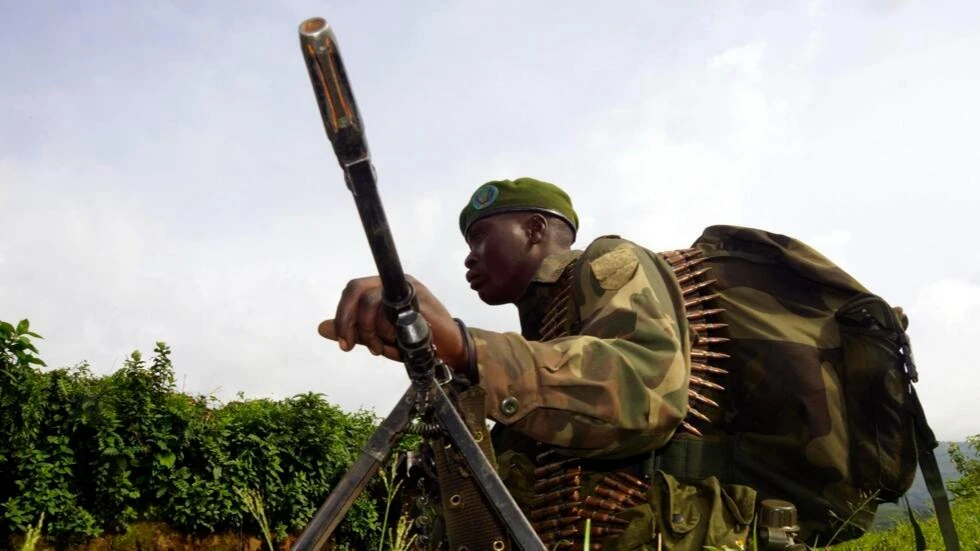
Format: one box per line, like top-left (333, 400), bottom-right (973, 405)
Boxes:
top-left (294, 18), bottom-right (546, 551)
top-left (299, 17), bottom-right (368, 167)
top-left (299, 18), bottom-right (412, 311)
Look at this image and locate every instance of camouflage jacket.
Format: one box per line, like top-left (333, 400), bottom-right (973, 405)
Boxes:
top-left (459, 235), bottom-right (757, 550)
top-left (468, 235), bottom-right (692, 459)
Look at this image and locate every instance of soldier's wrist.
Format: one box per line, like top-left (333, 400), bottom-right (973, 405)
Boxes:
top-left (452, 318), bottom-right (479, 384)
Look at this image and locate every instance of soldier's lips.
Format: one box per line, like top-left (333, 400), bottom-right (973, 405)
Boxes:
top-left (466, 272), bottom-right (485, 290)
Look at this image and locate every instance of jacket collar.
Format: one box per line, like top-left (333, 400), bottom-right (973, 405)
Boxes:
top-left (530, 248), bottom-right (582, 284)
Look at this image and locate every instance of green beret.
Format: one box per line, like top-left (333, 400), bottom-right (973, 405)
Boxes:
top-left (459, 177), bottom-right (579, 238)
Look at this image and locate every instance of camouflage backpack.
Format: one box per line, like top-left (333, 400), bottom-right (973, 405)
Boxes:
top-left (652, 225), bottom-right (958, 548)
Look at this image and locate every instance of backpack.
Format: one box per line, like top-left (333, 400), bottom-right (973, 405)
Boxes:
top-left (652, 225), bottom-right (958, 548)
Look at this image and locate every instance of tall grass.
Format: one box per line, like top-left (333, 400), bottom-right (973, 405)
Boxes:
top-left (832, 497), bottom-right (979, 551)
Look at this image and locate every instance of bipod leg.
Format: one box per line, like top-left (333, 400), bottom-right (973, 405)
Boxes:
top-left (429, 383), bottom-right (546, 550)
top-left (292, 386), bottom-right (416, 550)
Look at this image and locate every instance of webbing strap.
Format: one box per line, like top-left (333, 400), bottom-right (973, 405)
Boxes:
top-left (905, 496), bottom-right (927, 551)
top-left (652, 437), bottom-right (735, 482)
top-left (911, 386), bottom-right (960, 551)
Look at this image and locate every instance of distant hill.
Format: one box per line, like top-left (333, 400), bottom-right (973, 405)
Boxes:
top-left (872, 441), bottom-right (965, 530)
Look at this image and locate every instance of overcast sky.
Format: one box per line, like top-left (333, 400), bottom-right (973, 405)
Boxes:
top-left (2, 1), bottom-right (978, 440)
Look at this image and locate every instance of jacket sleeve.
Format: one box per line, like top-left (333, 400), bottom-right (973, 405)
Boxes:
top-left (468, 237), bottom-right (691, 459)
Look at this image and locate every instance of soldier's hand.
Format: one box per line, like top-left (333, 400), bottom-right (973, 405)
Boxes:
top-left (318, 275), bottom-right (468, 370)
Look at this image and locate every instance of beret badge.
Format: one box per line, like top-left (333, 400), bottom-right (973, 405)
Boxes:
top-left (471, 184), bottom-right (499, 210)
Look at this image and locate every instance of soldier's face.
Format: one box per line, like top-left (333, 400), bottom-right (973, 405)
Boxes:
top-left (464, 214), bottom-right (538, 305)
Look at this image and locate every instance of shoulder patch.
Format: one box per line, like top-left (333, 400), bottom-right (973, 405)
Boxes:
top-left (589, 243), bottom-right (639, 290)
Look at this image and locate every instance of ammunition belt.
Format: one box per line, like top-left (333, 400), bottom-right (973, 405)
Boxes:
top-left (658, 247), bottom-right (730, 437)
top-left (526, 246), bottom-right (730, 547)
top-left (538, 258), bottom-right (579, 342)
top-left (538, 249), bottom-right (729, 436)
top-left (527, 449), bottom-right (650, 549)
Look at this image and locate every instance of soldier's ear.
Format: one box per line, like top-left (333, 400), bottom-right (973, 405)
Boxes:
top-left (524, 214), bottom-right (546, 244)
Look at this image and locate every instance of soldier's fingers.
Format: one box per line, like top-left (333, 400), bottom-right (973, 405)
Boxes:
top-left (319, 318), bottom-right (399, 361)
top-left (318, 319), bottom-right (338, 341)
top-left (335, 277), bottom-right (380, 351)
top-left (380, 343), bottom-right (401, 362)
top-left (355, 289), bottom-right (386, 356)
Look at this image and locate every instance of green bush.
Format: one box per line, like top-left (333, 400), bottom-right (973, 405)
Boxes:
top-left (0, 319), bottom-right (385, 548)
top-left (948, 435), bottom-right (980, 501)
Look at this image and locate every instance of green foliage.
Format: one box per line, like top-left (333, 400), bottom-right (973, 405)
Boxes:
top-left (832, 434), bottom-right (980, 550)
top-left (948, 435), bottom-right (980, 500)
top-left (831, 496), bottom-right (980, 550)
top-left (0, 319), bottom-right (386, 548)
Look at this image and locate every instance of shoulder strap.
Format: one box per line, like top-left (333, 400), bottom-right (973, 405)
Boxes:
top-left (910, 386), bottom-right (961, 551)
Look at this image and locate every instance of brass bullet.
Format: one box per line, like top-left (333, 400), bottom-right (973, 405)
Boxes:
top-left (536, 449), bottom-right (560, 464)
top-left (534, 471), bottom-right (581, 492)
top-left (662, 249), bottom-right (699, 263)
top-left (685, 293), bottom-right (720, 308)
top-left (585, 495), bottom-right (625, 513)
top-left (557, 526), bottom-right (580, 538)
top-left (532, 515), bottom-right (582, 531)
top-left (592, 526), bottom-right (626, 536)
top-left (674, 256), bottom-right (708, 272)
top-left (691, 362), bottom-right (728, 375)
top-left (681, 421), bottom-right (704, 437)
top-left (676, 267), bottom-right (713, 285)
top-left (613, 471), bottom-right (651, 491)
top-left (690, 375), bottom-right (725, 391)
top-left (533, 487), bottom-right (579, 508)
top-left (540, 303), bottom-right (568, 329)
top-left (686, 308), bottom-right (725, 320)
top-left (541, 294), bottom-right (570, 325)
top-left (595, 486), bottom-right (641, 507)
top-left (601, 476), bottom-right (646, 501)
top-left (539, 305), bottom-right (569, 336)
top-left (690, 348), bottom-right (731, 360)
top-left (530, 502), bottom-right (581, 521)
top-left (689, 389), bottom-right (720, 408)
top-left (690, 322), bottom-right (728, 332)
top-left (533, 459), bottom-right (579, 478)
top-left (577, 509), bottom-right (630, 525)
top-left (687, 406), bottom-right (712, 423)
top-left (681, 279), bottom-right (718, 296)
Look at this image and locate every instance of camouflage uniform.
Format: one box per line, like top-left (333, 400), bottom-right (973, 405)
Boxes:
top-left (471, 236), bottom-right (690, 458)
top-left (442, 182), bottom-right (928, 548)
top-left (462, 235), bottom-right (756, 550)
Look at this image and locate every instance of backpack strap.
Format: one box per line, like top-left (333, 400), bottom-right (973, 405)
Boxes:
top-left (910, 386), bottom-right (961, 551)
top-left (905, 496), bottom-right (927, 551)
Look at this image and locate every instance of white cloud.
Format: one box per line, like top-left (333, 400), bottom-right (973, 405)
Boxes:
top-left (3, 1), bottom-right (979, 441)
top-left (906, 279), bottom-right (980, 440)
top-left (804, 230), bottom-right (853, 272)
top-left (910, 279), bottom-right (980, 326)
top-left (710, 41), bottom-right (766, 78)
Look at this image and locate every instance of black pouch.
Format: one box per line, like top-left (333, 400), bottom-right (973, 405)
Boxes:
top-left (836, 293), bottom-right (918, 501)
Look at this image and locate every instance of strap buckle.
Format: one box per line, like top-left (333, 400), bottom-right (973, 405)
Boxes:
top-left (898, 332), bottom-right (918, 383)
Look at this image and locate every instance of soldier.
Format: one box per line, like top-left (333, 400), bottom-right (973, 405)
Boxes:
top-left (319, 177), bottom-right (755, 549)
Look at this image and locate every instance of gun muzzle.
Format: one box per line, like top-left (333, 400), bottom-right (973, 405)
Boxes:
top-left (299, 17), bottom-right (368, 167)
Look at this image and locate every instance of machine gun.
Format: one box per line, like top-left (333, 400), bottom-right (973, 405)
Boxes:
top-left (292, 17), bottom-right (545, 551)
